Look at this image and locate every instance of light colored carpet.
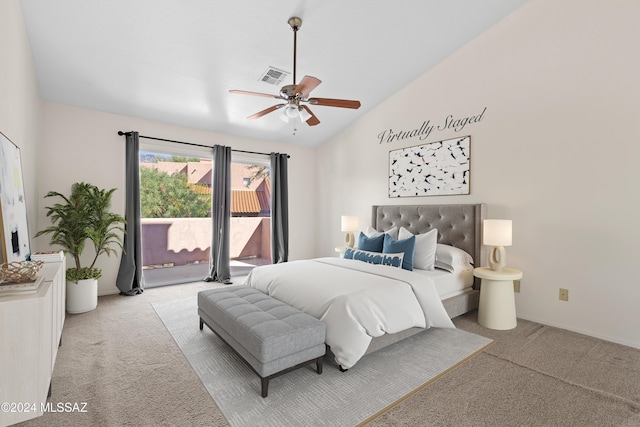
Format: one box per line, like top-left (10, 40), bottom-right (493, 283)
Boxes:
top-left (152, 296), bottom-right (493, 427)
top-left (370, 315), bottom-right (640, 427)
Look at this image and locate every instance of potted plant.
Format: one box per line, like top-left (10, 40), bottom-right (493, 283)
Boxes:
top-left (35, 182), bottom-right (125, 313)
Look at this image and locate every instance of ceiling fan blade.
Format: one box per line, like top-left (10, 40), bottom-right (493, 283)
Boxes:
top-left (248, 104), bottom-right (286, 120)
top-left (308, 98), bottom-right (361, 109)
top-left (301, 105), bottom-right (320, 126)
top-left (229, 89), bottom-right (281, 99)
top-left (294, 76), bottom-right (322, 98)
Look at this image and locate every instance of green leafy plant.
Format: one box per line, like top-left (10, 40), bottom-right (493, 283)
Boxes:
top-left (35, 182), bottom-right (126, 282)
top-left (139, 168), bottom-right (210, 218)
top-left (66, 267), bottom-right (102, 282)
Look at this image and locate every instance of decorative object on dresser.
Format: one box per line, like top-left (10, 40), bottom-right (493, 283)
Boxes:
top-left (35, 182), bottom-right (126, 313)
top-left (0, 260), bottom-right (44, 297)
top-left (30, 250), bottom-right (65, 263)
top-left (389, 136), bottom-right (470, 197)
top-left (483, 219), bottom-right (512, 272)
top-left (340, 215), bottom-right (359, 248)
top-left (0, 260), bottom-right (43, 283)
top-left (0, 275), bottom-right (44, 296)
top-left (0, 131), bottom-right (31, 263)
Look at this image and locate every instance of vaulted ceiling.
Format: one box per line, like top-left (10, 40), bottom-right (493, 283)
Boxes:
top-left (19, 0), bottom-right (528, 147)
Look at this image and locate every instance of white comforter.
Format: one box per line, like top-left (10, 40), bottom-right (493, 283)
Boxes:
top-left (243, 257), bottom-right (454, 369)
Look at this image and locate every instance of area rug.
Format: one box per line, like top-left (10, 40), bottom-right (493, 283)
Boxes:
top-left (153, 296), bottom-right (493, 427)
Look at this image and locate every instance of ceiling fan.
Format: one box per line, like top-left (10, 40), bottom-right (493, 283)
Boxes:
top-left (229, 17), bottom-right (361, 126)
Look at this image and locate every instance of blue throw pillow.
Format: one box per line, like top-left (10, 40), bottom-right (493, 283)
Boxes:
top-left (344, 248), bottom-right (404, 269)
top-left (357, 232), bottom-right (384, 252)
top-left (383, 233), bottom-right (416, 271)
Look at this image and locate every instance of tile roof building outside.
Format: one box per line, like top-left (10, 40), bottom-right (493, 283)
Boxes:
top-left (141, 160), bottom-right (270, 216)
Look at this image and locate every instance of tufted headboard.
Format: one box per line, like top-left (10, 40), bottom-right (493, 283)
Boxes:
top-left (371, 204), bottom-right (486, 285)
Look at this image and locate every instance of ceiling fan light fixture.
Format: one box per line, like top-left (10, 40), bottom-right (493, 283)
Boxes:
top-left (299, 107), bottom-right (312, 122)
top-left (284, 103), bottom-right (300, 119)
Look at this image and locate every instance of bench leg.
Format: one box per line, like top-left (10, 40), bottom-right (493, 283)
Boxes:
top-left (199, 318), bottom-right (203, 331)
top-left (260, 356), bottom-right (322, 398)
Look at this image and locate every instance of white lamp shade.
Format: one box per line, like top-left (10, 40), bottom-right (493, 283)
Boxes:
top-left (483, 219), bottom-right (512, 246)
top-left (299, 107), bottom-right (311, 122)
top-left (341, 215), bottom-right (359, 232)
top-left (284, 104), bottom-right (299, 118)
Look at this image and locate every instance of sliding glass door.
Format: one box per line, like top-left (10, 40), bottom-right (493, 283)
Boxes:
top-left (138, 146), bottom-right (272, 287)
top-left (139, 150), bottom-right (212, 287)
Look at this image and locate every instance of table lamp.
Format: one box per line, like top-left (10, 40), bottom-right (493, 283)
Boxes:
top-left (341, 215), bottom-right (359, 248)
top-left (483, 219), bottom-right (512, 272)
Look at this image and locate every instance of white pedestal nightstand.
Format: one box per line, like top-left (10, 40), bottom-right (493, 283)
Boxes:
top-left (474, 266), bottom-right (523, 330)
top-left (335, 246), bottom-right (346, 258)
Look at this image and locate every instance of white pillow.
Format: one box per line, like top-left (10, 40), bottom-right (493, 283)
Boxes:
top-left (435, 244), bottom-right (474, 273)
top-left (364, 226), bottom-right (399, 240)
top-left (398, 228), bottom-right (437, 270)
top-left (343, 247), bottom-right (404, 269)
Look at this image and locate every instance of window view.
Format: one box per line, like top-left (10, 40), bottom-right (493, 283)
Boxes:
top-left (139, 151), bottom-right (271, 287)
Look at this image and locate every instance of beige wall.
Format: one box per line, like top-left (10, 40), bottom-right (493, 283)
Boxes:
top-left (317, 0), bottom-right (640, 348)
top-left (0, 0), bottom-right (42, 248)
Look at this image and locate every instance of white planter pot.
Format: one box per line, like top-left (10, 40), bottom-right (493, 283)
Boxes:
top-left (66, 278), bottom-right (98, 314)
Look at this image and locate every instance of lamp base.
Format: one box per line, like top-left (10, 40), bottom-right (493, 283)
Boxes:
top-left (489, 246), bottom-right (507, 272)
top-left (344, 232), bottom-right (355, 248)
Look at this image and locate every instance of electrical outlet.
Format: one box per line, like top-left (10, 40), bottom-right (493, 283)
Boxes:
top-left (513, 280), bottom-right (521, 293)
top-left (559, 288), bottom-right (569, 301)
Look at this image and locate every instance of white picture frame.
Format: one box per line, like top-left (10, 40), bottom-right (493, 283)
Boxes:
top-left (0, 132), bottom-right (31, 263)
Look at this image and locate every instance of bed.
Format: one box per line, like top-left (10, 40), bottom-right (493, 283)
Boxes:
top-left (243, 203), bottom-right (486, 369)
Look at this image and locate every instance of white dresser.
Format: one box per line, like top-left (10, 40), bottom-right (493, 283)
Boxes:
top-left (0, 258), bottom-right (65, 426)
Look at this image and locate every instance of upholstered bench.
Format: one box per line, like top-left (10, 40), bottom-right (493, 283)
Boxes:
top-left (197, 286), bottom-right (326, 397)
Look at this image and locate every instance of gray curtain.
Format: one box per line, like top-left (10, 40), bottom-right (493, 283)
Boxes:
top-left (205, 145), bottom-right (232, 283)
top-left (116, 131), bottom-right (144, 295)
top-left (270, 153), bottom-right (289, 263)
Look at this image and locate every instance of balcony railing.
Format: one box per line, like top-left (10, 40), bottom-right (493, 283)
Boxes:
top-left (141, 217), bottom-right (271, 269)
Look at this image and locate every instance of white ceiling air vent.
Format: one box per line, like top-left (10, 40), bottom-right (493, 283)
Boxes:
top-left (259, 67), bottom-right (290, 85)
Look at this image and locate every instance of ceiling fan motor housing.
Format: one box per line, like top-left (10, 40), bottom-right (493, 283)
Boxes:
top-left (280, 84), bottom-right (298, 99)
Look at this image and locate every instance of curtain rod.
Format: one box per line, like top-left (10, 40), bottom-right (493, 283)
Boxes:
top-left (117, 131), bottom-right (290, 158)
